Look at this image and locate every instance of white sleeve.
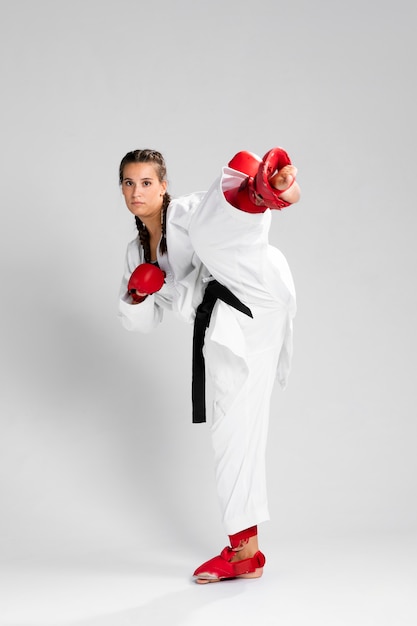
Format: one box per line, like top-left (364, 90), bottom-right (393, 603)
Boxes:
top-left (117, 239), bottom-right (164, 333)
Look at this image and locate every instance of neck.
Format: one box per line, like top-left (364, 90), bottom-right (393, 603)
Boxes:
top-left (141, 214), bottom-right (162, 238)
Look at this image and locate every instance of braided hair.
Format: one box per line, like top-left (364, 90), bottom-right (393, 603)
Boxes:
top-left (119, 149), bottom-right (171, 263)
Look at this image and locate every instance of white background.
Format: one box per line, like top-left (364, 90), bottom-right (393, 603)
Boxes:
top-left (0, 1), bottom-right (416, 624)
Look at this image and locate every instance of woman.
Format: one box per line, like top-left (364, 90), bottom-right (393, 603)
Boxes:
top-left (118, 147), bottom-right (300, 583)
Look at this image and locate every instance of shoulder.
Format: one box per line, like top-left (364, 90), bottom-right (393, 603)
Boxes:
top-left (167, 191), bottom-right (206, 227)
top-left (169, 191), bottom-right (206, 213)
top-left (126, 235), bottom-right (140, 252)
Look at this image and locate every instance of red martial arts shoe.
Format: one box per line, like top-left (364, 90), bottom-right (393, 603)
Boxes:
top-left (193, 547), bottom-right (266, 583)
top-left (193, 525), bottom-right (266, 584)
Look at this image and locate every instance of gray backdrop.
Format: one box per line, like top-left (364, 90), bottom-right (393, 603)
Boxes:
top-left (0, 0), bottom-right (415, 570)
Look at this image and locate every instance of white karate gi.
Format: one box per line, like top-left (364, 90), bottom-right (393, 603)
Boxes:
top-left (118, 165), bottom-right (296, 535)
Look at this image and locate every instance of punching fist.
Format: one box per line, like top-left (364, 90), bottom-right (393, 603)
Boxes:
top-left (128, 263), bottom-right (165, 303)
top-left (226, 147), bottom-right (298, 213)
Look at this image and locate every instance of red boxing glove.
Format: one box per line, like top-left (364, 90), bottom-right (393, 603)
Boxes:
top-left (228, 150), bottom-right (262, 178)
top-left (225, 147), bottom-right (294, 213)
top-left (128, 263), bottom-right (165, 303)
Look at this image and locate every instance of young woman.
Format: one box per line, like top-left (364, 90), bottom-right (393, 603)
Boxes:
top-left (118, 147), bottom-right (300, 583)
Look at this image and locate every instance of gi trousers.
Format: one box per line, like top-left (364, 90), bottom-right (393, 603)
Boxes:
top-left (188, 173), bottom-right (295, 535)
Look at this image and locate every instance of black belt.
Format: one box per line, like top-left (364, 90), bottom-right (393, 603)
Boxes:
top-left (192, 279), bottom-right (253, 423)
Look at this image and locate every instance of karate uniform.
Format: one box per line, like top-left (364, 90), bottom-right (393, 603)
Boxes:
top-left (118, 165), bottom-right (296, 535)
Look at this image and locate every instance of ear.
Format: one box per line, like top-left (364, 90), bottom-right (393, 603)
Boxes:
top-left (161, 180), bottom-right (168, 195)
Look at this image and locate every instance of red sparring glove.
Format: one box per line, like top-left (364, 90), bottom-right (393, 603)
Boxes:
top-left (228, 151), bottom-right (262, 178)
top-left (225, 147), bottom-right (295, 213)
top-left (128, 263), bottom-right (165, 303)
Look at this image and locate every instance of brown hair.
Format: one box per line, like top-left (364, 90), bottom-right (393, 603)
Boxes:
top-left (119, 149), bottom-right (171, 262)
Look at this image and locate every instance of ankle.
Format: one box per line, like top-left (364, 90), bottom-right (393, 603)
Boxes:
top-left (236, 535), bottom-right (259, 558)
top-left (232, 535), bottom-right (259, 559)
top-left (228, 525), bottom-right (260, 561)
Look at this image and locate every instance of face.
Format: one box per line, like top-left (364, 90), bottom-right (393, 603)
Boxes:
top-left (121, 162), bottom-right (167, 220)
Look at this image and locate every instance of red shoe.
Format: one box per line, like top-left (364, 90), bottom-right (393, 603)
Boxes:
top-left (193, 546), bottom-right (266, 584)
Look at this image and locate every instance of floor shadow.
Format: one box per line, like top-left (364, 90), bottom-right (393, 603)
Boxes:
top-left (9, 578), bottom-right (246, 626)
top-left (68, 583), bottom-right (244, 626)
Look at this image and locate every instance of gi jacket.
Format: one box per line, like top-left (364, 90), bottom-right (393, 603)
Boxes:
top-left (118, 171), bottom-right (296, 391)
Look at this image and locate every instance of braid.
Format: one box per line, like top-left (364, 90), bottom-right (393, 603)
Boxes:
top-left (160, 192), bottom-right (171, 256)
top-left (135, 216), bottom-right (152, 263)
top-left (120, 149), bottom-right (171, 262)
top-left (134, 193), bottom-right (170, 263)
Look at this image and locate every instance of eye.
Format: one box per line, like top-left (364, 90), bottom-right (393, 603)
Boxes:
top-left (143, 180), bottom-right (152, 187)
top-left (123, 180), bottom-right (133, 187)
